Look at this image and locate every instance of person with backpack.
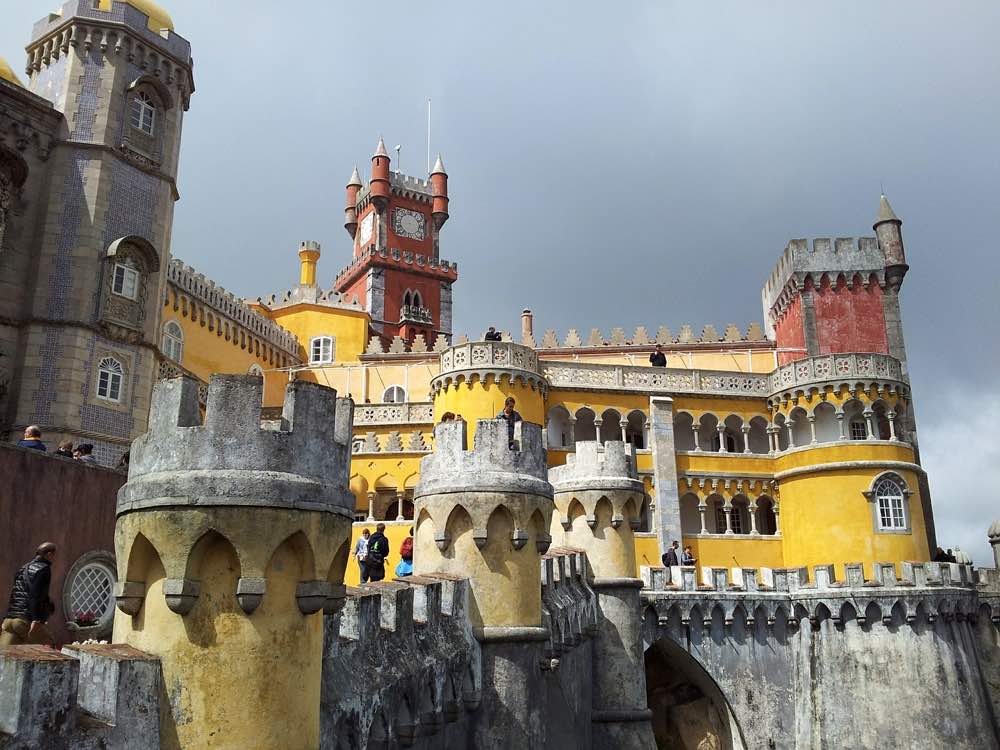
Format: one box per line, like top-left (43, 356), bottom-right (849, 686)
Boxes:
top-left (365, 523), bottom-right (390, 582)
top-left (662, 540), bottom-right (680, 568)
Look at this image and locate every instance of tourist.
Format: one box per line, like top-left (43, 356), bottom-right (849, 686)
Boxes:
top-left (496, 396), bottom-right (522, 449)
top-left (944, 548), bottom-right (958, 564)
top-left (55, 440), bottom-right (74, 458)
top-left (440, 412), bottom-right (456, 423)
top-left (396, 527), bottom-right (414, 577)
top-left (662, 540), bottom-right (680, 567)
top-left (74, 443), bottom-right (97, 463)
top-left (649, 344), bottom-right (667, 367)
top-left (932, 547), bottom-right (949, 562)
top-left (365, 523), bottom-right (390, 582)
top-left (16, 426), bottom-right (46, 452)
top-left (0, 542), bottom-right (57, 648)
top-left (485, 326), bottom-right (502, 342)
top-left (355, 529), bottom-right (371, 583)
top-left (682, 546), bottom-right (696, 566)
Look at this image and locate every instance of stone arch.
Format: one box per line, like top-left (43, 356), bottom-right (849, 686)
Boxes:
top-left (625, 409), bottom-right (646, 448)
top-left (747, 416), bottom-right (769, 454)
top-left (813, 400), bottom-right (839, 442)
top-left (645, 636), bottom-right (747, 749)
top-left (679, 493), bottom-right (701, 535)
top-left (546, 404), bottom-right (572, 448)
top-left (599, 408), bottom-right (621, 443)
top-left (788, 405), bottom-right (810, 447)
top-left (268, 530), bottom-right (317, 582)
top-left (574, 407), bottom-right (596, 441)
top-left (592, 495), bottom-right (614, 540)
top-left (673, 411), bottom-right (696, 451)
top-left (326, 538), bottom-right (350, 586)
top-left (755, 496), bottom-right (777, 536)
top-left (697, 413), bottom-right (719, 451)
top-left (722, 415), bottom-right (745, 453)
top-left (185, 529), bottom-right (242, 583)
top-left (773, 412), bottom-right (789, 451)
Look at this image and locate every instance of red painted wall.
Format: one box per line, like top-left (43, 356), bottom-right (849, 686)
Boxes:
top-left (812, 275), bottom-right (888, 355)
top-left (0, 444), bottom-right (123, 645)
top-left (775, 295), bottom-right (806, 364)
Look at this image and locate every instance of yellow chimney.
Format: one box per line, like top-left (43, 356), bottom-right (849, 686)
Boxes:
top-left (298, 241), bottom-right (321, 286)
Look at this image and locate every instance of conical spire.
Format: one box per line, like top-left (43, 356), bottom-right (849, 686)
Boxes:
top-left (431, 154), bottom-right (447, 176)
top-left (876, 194), bottom-right (899, 224)
top-left (347, 165), bottom-right (363, 187)
top-left (374, 137), bottom-right (389, 158)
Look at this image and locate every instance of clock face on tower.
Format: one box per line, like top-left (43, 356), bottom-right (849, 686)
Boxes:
top-left (392, 207), bottom-right (426, 241)
top-left (359, 212), bottom-right (374, 245)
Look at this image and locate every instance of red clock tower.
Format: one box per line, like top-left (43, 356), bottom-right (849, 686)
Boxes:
top-left (334, 138), bottom-right (457, 346)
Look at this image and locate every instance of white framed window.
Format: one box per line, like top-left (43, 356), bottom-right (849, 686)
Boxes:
top-left (96, 357), bottom-right (124, 403)
top-left (309, 336), bottom-right (335, 364)
top-left (62, 551), bottom-right (118, 637)
top-left (112, 263), bottom-right (140, 300)
top-left (874, 477), bottom-right (906, 530)
top-left (382, 385), bottom-right (406, 403)
top-left (129, 91), bottom-right (156, 135)
top-left (849, 420), bottom-right (867, 440)
top-left (162, 320), bottom-right (183, 363)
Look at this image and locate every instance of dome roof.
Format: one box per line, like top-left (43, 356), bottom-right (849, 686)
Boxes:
top-left (96, 0), bottom-right (174, 32)
top-left (0, 55), bottom-right (24, 87)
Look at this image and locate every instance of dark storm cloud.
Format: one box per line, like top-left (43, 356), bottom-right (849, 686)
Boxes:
top-left (3, 1), bottom-right (997, 561)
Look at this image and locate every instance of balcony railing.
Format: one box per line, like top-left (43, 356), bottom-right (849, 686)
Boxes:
top-left (353, 402), bottom-right (434, 426)
top-left (541, 361), bottom-right (771, 397)
top-left (769, 353), bottom-right (905, 395)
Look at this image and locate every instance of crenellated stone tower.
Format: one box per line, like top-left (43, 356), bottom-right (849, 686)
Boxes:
top-left (413, 418), bottom-right (554, 748)
top-left (113, 374), bottom-right (355, 750)
top-left (550, 441), bottom-right (656, 749)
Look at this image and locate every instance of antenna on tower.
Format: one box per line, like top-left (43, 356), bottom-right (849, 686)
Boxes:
top-left (395, 144), bottom-right (401, 173)
top-left (426, 98), bottom-right (432, 175)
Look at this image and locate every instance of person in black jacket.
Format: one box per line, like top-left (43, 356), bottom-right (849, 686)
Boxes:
top-left (662, 540), bottom-right (680, 568)
top-left (0, 542), bottom-right (56, 647)
top-left (484, 327), bottom-right (502, 342)
top-left (365, 524), bottom-right (390, 583)
top-left (649, 345), bottom-right (667, 367)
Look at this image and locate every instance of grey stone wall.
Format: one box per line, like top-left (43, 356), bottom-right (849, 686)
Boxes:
top-left (641, 561), bottom-right (1000, 750)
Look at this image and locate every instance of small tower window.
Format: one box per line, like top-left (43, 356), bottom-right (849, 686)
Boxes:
top-left (874, 476), bottom-right (906, 530)
top-left (412, 291), bottom-right (422, 308)
top-left (403, 291), bottom-right (412, 308)
top-left (382, 385), bottom-right (406, 403)
top-left (129, 91), bottom-right (156, 135)
top-left (162, 321), bottom-right (183, 363)
top-left (112, 263), bottom-right (140, 300)
top-left (310, 336), bottom-right (335, 364)
top-left (96, 357), bottom-right (124, 403)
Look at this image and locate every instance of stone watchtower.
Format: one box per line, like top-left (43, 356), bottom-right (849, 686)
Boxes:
top-left (413, 418), bottom-right (554, 748)
top-left (549, 441), bottom-right (656, 749)
top-left (113, 374), bottom-right (354, 750)
top-left (0, 1), bottom-right (195, 461)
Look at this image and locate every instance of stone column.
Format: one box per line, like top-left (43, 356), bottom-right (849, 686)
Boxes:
top-left (786, 419), bottom-right (796, 449)
top-left (749, 499), bottom-right (759, 535)
top-left (887, 411), bottom-right (898, 441)
top-left (550, 441), bottom-right (656, 750)
top-left (366, 492), bottom-right (375, 522)
top-left (690, 423), bottom-right (701, 452)
top-left (742, 425), bottom-right (751, 454)
top-left (395, 492), bottom-right (405, 521)
top-left (837, 412), bottom-right (846, 439)
top-left (716, 424), bottom-right (727, 453)
top-left (723, 502), bottom-right (734, 535)
top-left (808, 414), bottom-right (818, 444)
top-left (620, 418), bottom-right (628, 443)
top-left (649, 397), bottom-right (682, 555)
top-left (990, 521), bottom-right (1000, 569)
top-left (414, 419), bottom-right (553, 750)
top-left (863, 410), bottom-right (875, 440)
top-left (698, 500), bottom-right (707, 534)
top-left (594, 418), bottom-right (603, 443)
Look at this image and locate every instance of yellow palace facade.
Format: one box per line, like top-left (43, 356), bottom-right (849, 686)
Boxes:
top-left (156, 143), bottom-right (930, 586)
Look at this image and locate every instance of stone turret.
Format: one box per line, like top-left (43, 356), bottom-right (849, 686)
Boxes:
top-left (113, 374), bottom-right (355, 750)
top-left (549, 441), bottom-right (656, 749)
top-left (413, 418), bottom-right (553, 748)
top-left (990, 520), bottom-right (1000, 569)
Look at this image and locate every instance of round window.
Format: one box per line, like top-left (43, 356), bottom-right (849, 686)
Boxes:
top-left (63, 552), bottom-right (117, 635)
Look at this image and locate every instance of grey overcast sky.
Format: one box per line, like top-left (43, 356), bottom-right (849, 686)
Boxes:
top-left (3, 1), bottom-right (999, 563)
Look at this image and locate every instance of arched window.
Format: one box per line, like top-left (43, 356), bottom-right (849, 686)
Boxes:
top-left (383, 385), bottom-right (406, 403)
top-left (248, 363), bottom-right (263, 376)
top-left (63, 551), bottom-right (117, 637)
top-left (129, 91), bottom-right (156, 135)
top-left (96, 357), bottom-right (124, 403)
top-left (849, 420), bottom-right (868, 440)
top-left (403, 291), bottom-right (412, 308)
top-left (309, 335), bottom-right (334, 364)
top-left (162, 321), bottom-right (183, 362)
top-left (412, 291), bottom-right (422, 308)
top-left (872, 475), bottom-right (907, 530)
top-left (112, 261), bottom-right (140, 300)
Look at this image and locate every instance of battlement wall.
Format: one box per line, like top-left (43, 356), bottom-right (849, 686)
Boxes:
top-left (549, 441), bottom-right (642, 494)
top-left (415, 419), bottom-right (550, 499)
top-left (641, 560), bottom-right (1000, 750)
top-left (762, 237), bottom-right (886, 318)
top-left (119, 375), bottom-right (354, 516)
top-left (0, 643), bottom-right (161, 749)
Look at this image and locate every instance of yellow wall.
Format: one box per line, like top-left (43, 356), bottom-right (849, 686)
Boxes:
top-left (263, 304), bottom-right (370, 364)
top-left (344, 521), bottom-right (414, 586)
top-left (433, 375), bottom-right (546, 441)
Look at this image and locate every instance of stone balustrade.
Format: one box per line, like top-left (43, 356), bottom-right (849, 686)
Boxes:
top-left (769, 352), bottom-right (906, 397)
top-left (542, 361), bottom-right (770, 397)
top-left (353, 402), bottom-right (434, 426)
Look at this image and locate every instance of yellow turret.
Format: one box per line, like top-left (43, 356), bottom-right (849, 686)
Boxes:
top-left (96, 0), bottom-right (174, 32)
top-left (0, 56), bottom-right (23, 87)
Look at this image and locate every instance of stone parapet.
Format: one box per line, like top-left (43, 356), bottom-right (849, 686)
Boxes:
top-left (432, 341), bottom-right (545, 396)
top-left (0, 643), bottom-right (160, 749)
top-left (550, 440), bottom-right (643, 496)
top-left (320, 575), bottom-right (480, 749)
top-left (543, 360), bottom-right (770, 397)
top-left (414, 419), bottom-right (550, 500)
top-left (167, 259), bottom-right (299, 357)
top-left (118, 374), bottom-right (354, 516)
top-left (540, 548), bottom-right (599, 664)
top-left (353, 401), bottom-right (434, 426)
top-left (769, 351), bottom-right (908, 398)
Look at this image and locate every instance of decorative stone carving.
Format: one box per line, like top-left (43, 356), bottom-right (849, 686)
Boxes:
top-left (632, 327), bottom-right (650, 346)
top-left (564, 329), bottom-right (582, 348)
top-left (384, 431), bottom-right (404, 452)
top-left (540, 329), bottom-right (560, 348)
top-left (655, 326), bottom-right (673, 345)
